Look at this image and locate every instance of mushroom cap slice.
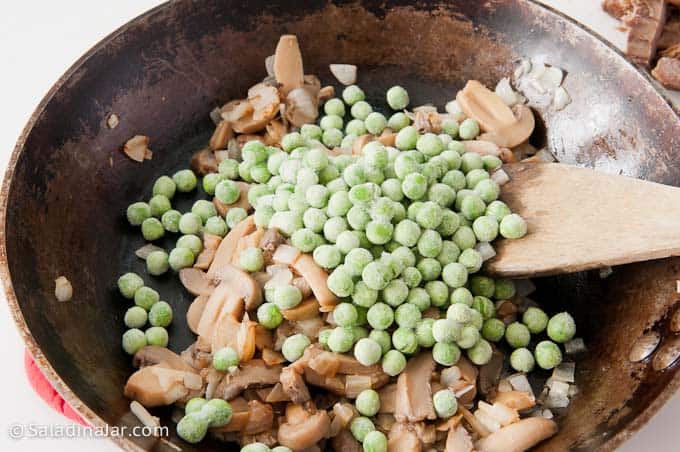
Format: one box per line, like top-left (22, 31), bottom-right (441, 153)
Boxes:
top-left (214, 360), bottom-right (283, 400)
top-left (132, 346), bottom-right (196, 373)
top-left (209, 215), bottom-right (255, 277)
top-left (394, 352), bottom-right (437, 423)
top-left (212, 264), bottom-right (262, 310)
top-left (187, 296), bottom-right (208, 334)
top-left (274, 35), bottom-right (305, 95)
top-left (476, 417), bottom-right (557, 452)
top-left (478, 104), bottom-right (535, 148)
top-left (124, 365), bottom-right (200, 407)
top-left (445, 425), bottom-right (474, 452)
top-left (278, 409), bottom-right (331, 451)
top-left (387, 422), bottom-right (423, 452)
top-left (179, 268), bottom-right (214, 296)
top-left (292, 254), bottom-right (338, 311)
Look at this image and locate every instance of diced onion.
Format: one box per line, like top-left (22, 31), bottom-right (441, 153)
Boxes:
top-left (514, 59), bottom-right (532, 80)
top-left (474, 408), bottom-right (501, 433)
top-left (565, 338), bottom-right (587, 355)
top-left (131, 400), bottom-right (161, 430)
top-left (508, 373), bottom-right (533, 396)
top-left (135, 243), bottom-right (164, 259)
top-left (495, 78), bottom-right (520, 106)
top-left (536, 149), bottom-right (556, 162)
top-left (329, 64), bottom-right (357, 86)
top-left (273, 244), bottom-right (301, 265)
top-left (553, 86), bottom-right (571, 110)
top-left (491, 169), bottom-right (510, 186)
top-left (441, 366), bottom-right (462, 387)
top-left (54, 276), bottom-right (73, 302)
top-left (475, 242), bottom-right (496, 261)
top-left (551, 362), bottom-right (576, 383)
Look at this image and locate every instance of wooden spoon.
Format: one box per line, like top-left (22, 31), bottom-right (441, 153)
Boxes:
top-left (486, 163), bottom-right (680, 277)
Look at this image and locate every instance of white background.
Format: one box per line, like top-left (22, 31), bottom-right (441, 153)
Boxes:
top-left (0, 1), bottom-right (677, 450)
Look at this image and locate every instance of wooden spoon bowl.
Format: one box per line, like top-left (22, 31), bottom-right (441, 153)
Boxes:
top-left (2, 1), bottom-right (680, 450)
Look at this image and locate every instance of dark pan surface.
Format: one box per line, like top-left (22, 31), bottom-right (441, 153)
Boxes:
top-left (2, 1), bottom-right (680, 450)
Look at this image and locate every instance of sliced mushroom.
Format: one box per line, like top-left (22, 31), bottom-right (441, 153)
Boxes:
top-left (133, 346), bottom-right (196, 373)
top-left (478, 349), bottom-right (504, 396)
top-left (291, 276), bottom-right (313, 300)
top-left (352, 134), bottom-right (373, 155)
top-left (492, 391), bottom-right (535, 411)
top-left (274, 35), bottom-right (305, 95)
top-left (377, 129), bottom-right (397, 147)
top-left (462, 140), bottom-right (501, 156)
top-left (282, 298), bottom-right (320, 321)
top-left (123, 135), bottom-right (151, 162)
top-left (280, 366), bottom-right (311, 404)
top-left (303, 367), bottom-right (347, 395)
top-left (248, 83), bottom-right (281, 122)
top-left (221, 99), bottom-right (253, 123)
top-left (194, 233), bottom-right (222, 270)
top-left (388, 422), bottom-right (423, 452)
top-left (124, 365), bottom-right (202, 407)
top-left (213, 398), bottom-right (274, 435)
top-left (209, 120), bottom-right (234, 151)
top-left (475, 417), bottom-right (557, 452)
top-left (208, 216), bottom-right (256, 277)
top-left (378, 384), bottom-right (398, 414)
top-left (292, 254), bottom-right (338, 312)
top-left (278, 407), bottom-right (331, 450)
top-left (254, 324), bottom-right (274, 351)
top-left (445, 425), bottom-right (474, 452)
top-left (262, 349), bottom-right (286, 366)
top-left (319, 85), bottom-right (335, 102)
top-left (457, 80), bottom-right (535, 148)
top-left (264, 119), bottom-right (287, 147)
top-left (236, 313), bottom-right (258, 362)
top-left (394, 352), bottom-right (436, 423)
top-left (232, 228), bottom-right (266, 266)
top-left (214, 360), bottom-right (283, 400)
top-left (285, 86), bottom-right (319, 127)
top-left (307, 349), bottom-right (341, 377)
top-left (331, 428), bottom-right (362, 452)
top-left (259, 228), bottom-right (286, 264)
top-left (273, 244), bottom-right (301, 265)
top-left (179, 268), bottom-right (214, 296)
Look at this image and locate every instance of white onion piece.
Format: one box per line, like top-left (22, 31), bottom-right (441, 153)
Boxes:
top-left (475, 242), bottom-right (497, 261)
top-left (273, 244), bottom-right (301, 265)
top-left (495, 78), bottom-right (520, 106)
top-left (541, 409), bottom-right (554, 419)
top-left (514, 58), bottom-right (532, 80)
top-left (497, 379), bottom-right (513, 393)
top-left (54, 276), bottom-right (73, 302)
top-left (508, 373), bottom-right (533, 396)
top-left (565, 338), bottom-right (587, 355)
top-left (329, 64), bottom-right (357, 86)
top-left (538, 66), bottom-right (563, 90)
top-left (536, 149), bottom-right (556, 162)
top-left (474, 408), bottom-right (501, 433)
top-left (514, 278), bottom-right (536, 297)
top-left (551, 362), bottom-right (576, 383)
top-left (445, 99), bottom-right (465, 121)
top-left (130, 401), bottom-right (161, 431)
top-left (441, 366), bottom-right (462, 387)
top-left (135, 243), bottom-right (164, 260)
top-left (491, 169), bottom-right (510, 186)
top-left (553, 86), bottom-right (571, 110)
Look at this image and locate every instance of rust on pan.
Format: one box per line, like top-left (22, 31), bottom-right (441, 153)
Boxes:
top-left (1, 1), bottom-right (680, 451)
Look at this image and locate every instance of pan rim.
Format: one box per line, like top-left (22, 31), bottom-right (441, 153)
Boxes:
top-left (0, 0), bottom-right (677, 450)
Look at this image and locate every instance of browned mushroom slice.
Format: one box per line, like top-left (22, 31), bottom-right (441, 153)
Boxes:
top-left (377, 129), bottom-right (396, 147)
top-left (209, 215), bottom-right (256, 277)
top-left (328, 402), bottom-right (356, 437)
top-left (259, 228), bottom-right (286, 264)
top-left (208, 120), bottom-right (234, 151)
top-left (285, 86), bottom-right (320, 127)
top-left (378, 384), bottom-right (397, 414)
top-left (352, 134), bottom-right (373, 155)
top-left (221, 99), bottom-right (254, 123)
top-left (214, 360), bottom-right (283, 400)
top-left (491, 391), bottom-right (535, 411)
top-left (303, 367), bottom-right (346, 396)
top-left (189, 148), bottom-right (219, 176)
top-left (198, 289), bottom-right (242, 340)
top-left (331, 428), bottom-right (362, 452)
top-left (394, 352), bottom-right (436, 423)
top-left (194, 233), bottom-right (222, 270)
top-left (248, 83), bottom-right (281, 122)
top-left (388, 422), bottom-right (422, 452)
top-left (123, 135), bottom-right (151, 162)
top-left (124, 365), bottom-right (202, 407)
top-left (478, 104), bottom-right (535, 148)
top-left (278, 406), bottom-right (331, 451)
top-left (186, 296), bottom-right (208, 334)
top-left (179, 268), bottom-right (214, 296)
top-left (291, 276), bottom-right (313, 299)
top-left (262, 349), bottom-right (286, 366)
top-left (307, 350), bottom-right (341, 377)
top-left (445, 425), bottom-right (474, 452)
top-left (274, 35), bottom-right (305, 95)
top-left (211, 311), bottom-right (240, 352)
top-left (133, 346), bottom-right (196, 373)
top-left (254, 325), bottom-right (274, 351)
top-left (213, 398), bottom-right (275, 435)
top-left (345, 374), bottom-right (389, 398)
top-left (479, 349), bottom-right (504, 396)
top-left (280, 366), bottom-right (311, 404)
top-left (292, 254), bottom-right (338, 311)
top-left (264, 119), bottom-right (287, 147)
top-left (263, 382), bottom-right (292, 403)
top-left (475, 417), bottom-right (557, 452)
top-left (292, 317), bottom-right (326, 339)
top-left (282, 298), bottom-right (320, 321)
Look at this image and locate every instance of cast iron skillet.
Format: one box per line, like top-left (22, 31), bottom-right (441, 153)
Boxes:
top-left (2, 0), bottom-right (680, 450)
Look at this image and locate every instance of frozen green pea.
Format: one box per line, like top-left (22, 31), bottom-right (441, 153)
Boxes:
top-left (324, 98), bottom-right (346, 116)
top-left (312, 244), bottom-right (342, 269)
top-left (271, 447), bottom-right (292, 452)
top-left (345, 118), bottom-right (367, 136)
top-left (345, 207), bottom-right (370, 232)
top-left (301, 123), bottom-right (323, 140)
top-left (428, 184), bottom-right (456, 208)
top-left (328, 327), bottom-right (355, 353)
top-left (459, 118), bottom-right (480, 140)
top-left (281, 132), bottom-right (305, 152)
top-left (327, 266), bottom-right (354, 297)
top-left (134, 286), bottom-right (159, 311)
top-left (369, 330), bottom-right (392, 355)
top-left (363, 142), bottom-right (389, 168)
top-left (354, 339), bottom-right (383, 367)
top-left (350, 416), bottom-right (375, 443)
top-left (363, 262), bottom-right (391, 291)
top-left (282, 334), bottom-right (311, 362)
top-left (202, 173), bottom-right (223, 195)
top-left (118, 273), bottom-right (144, 299)
top-left (392, 327), bottom-right (418, 355)
top-left (441, 118), bottom-right (460, 137)
top-left (124, 306), bottom-right (148, 329)
top-left (392, 202), bottom-right (406, 222)
top-left (433, 342), bottom-right (461, 366)
top-left (394, 302), bottom-right (422, 329)
top-left (352, 281), bottom-right (378, 308)
top-left (482, 318), bottom-right (506, 342)
top-left (250, 163), bottom-right (271, 183)
top-left (449, 140), bottom-right (465, 153)
top-left (341, 133), bottom-right (357, 151)
top-left (214, 180), bottom-right (240, 205)
top-left (225, 207), bottom-right (247, 229)
top-left (304, 147), bottom-right (329, 172)
top-left (417, 133), bottom-right (445, 157)
top-left (333, 154), bottom-right (355, 172)
top-left (238, 161), bottom-right (253, 182)
top-left (267, 152), bottom-right (287, 176)
top-left (467, 338), bottom-right (493, 365)
top-left (472, 296), bottom-right (496, 320)
top-left (356, 389), bottom-right (381, 418)
top-left (494, 278), bottom-right (516, 300)
top-left (173, 169), bottom-right (197, 192)
top-left (474, 178), bottom-right (500, 203)
top-left (387, 112), bottom-right (410, 131)
top-left (433, 318), bottom-right (462, 344)
top-left (269, 211), bottom-right (303, 236)
top-left (442, 262), bottom-right (468, 288)
top-left (239, 247), bottom-right (264, 272)
top-left (414, 318), bottom-right (435, 347)
top-left (370, 197), bottom-right (396, 223)
top-left (141, 218), bottom-right (164, 241)
top-left (461, 194), bottom-right (486, 221)
top-left (318, 164), bottom-right (340, 185)
top-left (218, 159), bottom-right (239, 179)
top-left (447, 303), bottom-right (472, 323)
top-left (416, 202), bottom-right (443, 230)
top-left (382, 349), bottom-right (407, 376)
top-left (442, 170), bottom-right (466, 191)
top-left (149, 301), bottom-right (173, 327)
top-left (460, 152), bottom-right (484, 173)
top-left (381, 178), bottom-right (404, 202)
top-left (203, 398), bottom-right (233, 428)
top-left (327, 190), bottom-right (352, 217)
top-left (332, 230), bottom-right (358, 255)
top-left (425, 280), bottom-right (449, 307)
top-left (242, 141), bottom-right (267, 164)
top-left (547, 312), bottom-right (576, 343)
top-left (441, 150), bottom-right (462, 171)
top-left (318, 329), bottom-right (332, 349)
top-left (169, 247), bottom-right (195, 270)
top-left (177, 234), bottom-right (202, 255)
top-left (257, 303), bottom-right (283, 329)
top-left (343, 85), bottom-right (365, 105)
top-left (386, 85), bottom-right (410, 110)
top-left (176, 412), bottom-right (208, 444)
top-left (324, 216), bottom-right (349, 243)
top-left (366, 221), bottom-right (393, 245)
top-left (450, 287), bottom-right (474, 306)
top-left (367, 303), bottom-right (394, 330)
top-left (274, 284), bottom-right (302, 310)
top-left (344, 248), bottom-right (374, 277)
top-left (334, 303), bottom-right (358, 327)
top-left (291, 228), bottom-right (323, 253)
top-left (391, 246), bottom-right (416, 270)
top-left (482, 154), bottom-right (503, 171)
top-left (466, 168), bottom-right (490, 189)
top-left (395, 126), bottom-right (419, 151)
top-left (393, 219), bottom-right (421, 248)
top-left (407, 288), bottom-right (430, 312)
top-left (363, 431), bottom-right (387, 452)
top-left (417, 230), bottom-right (443, 258)
top-left (458, 248), bottom-right (483, 273)
top-left (510, 347), bottom-right (535, 372)
top-left (253, 205), bottom-right (274, 228)
top-left (160, 209), bottom-right (181, 233)
top-left (457, 324), bottom-right (480, 349)
top-left (204, 216), bottom-right (228, 236)
top-left (469, 309), bottom-right (484, 330)
top-left (213, 346), bottom-right (239, 371)
top-left (240, 444), bottom-right (270, 452)
top-left (433, 389), bottom-right (458, 418)
top-left (185, 397), bottom-right (207, 414)
top-left (320, 114), bottom-right (343, 131)
top-left (402, 173), bottom-right (428, 200)
top-left (149, 195), bottom-right (171, 218)
top-left (152, 176), bottom-right (176, 200)
top-left (350, 100), bottom-right (373, 120)
top-left (468, 276), bottom-right (495, 299)
top-left (505, 322), bottom-right (531, 348)
top-left (523, 307), bottom-right (549, 334)
top-left (365, 112), bottom-right (387, 135)
top-left (380, 279), bottom-right (408, 308)
top-left (300, 208), bottom-right (325, 233)
top-left (349, 325), bottom-right (369, 342)
top-left (500, 213), bottom-right (528, 239)
top-left (452, 226), bottom-right (476, 250)
top-left (437, 240), bottom-right (461, 266)
top-left (349, 183), bottom-right (379, 207)
top-left (144, 326), bottom-right (169, 347)
top-left (402, 267), bottom-right (422, 289)
top-left (122, 328), bottom-right (148, 354)
top-left (534, 340), bottom-right (563, 369)
top-left (472, 215), bottom-right (499, 242)
top-left (343, 163), bottom-right (366, 188)
top-left (416, 257), bottom-right (441, 281)
top-left (177, 213), bottom-right (200, 235)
